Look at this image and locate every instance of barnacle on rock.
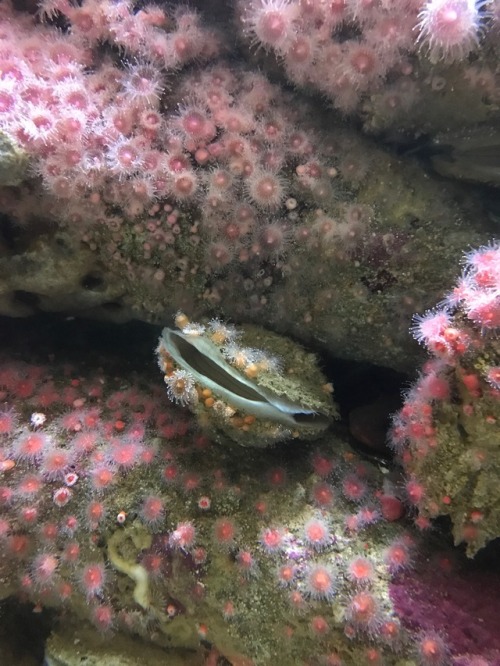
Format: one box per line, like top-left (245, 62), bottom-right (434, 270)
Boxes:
top-left (156, 315), bottom-right (337, 447)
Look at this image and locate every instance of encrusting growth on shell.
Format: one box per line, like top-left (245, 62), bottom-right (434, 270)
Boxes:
top-left (156, 313), bottom-right (337, 447)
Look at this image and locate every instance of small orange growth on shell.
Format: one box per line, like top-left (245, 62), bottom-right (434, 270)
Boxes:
top-left (244, 363), bottom-right (259, 378)
top-left (175, 312), bottom-right (190, 330)
top-left (210, 331), bottom-right (227, 345)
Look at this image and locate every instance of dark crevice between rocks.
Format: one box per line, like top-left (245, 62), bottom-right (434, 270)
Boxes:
top-left (0, 313), bottom-right (410, 461)
top-left (0, 598), bottom-right (53, 666)
top-left (100, 301), bottom-right (125, 312)
top-left (321, 354), bottom-right (408, 460)
top-left (0, 314), bottom-right (158, 376)
top-left (0, 213), bottom-right (20, 253)
top-left (80, 273), bottom-right (105, 291)
top-left (13, 290), bottom-right (41, 309)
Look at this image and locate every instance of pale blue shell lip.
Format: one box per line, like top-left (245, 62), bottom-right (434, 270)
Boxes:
top-left (159, 328), bottom-right (332, 430)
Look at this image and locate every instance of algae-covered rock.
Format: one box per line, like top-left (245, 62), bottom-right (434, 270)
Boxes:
top-left (0, 131), bottom-right (27, 187)
top-left (0, 231), bottom-right (127, 319)
top-left (0, 58), bottom-right (490, 373)
top-left (156, 314), bottom-right (337, 447)
top-left (390, 243), bottom-right (500, 556)
top-left (44, 621), bottom-right (204, 666)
